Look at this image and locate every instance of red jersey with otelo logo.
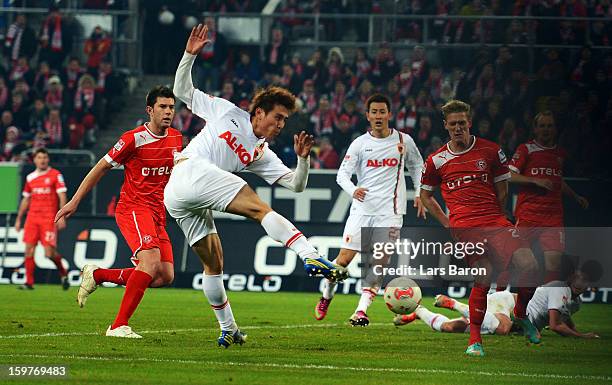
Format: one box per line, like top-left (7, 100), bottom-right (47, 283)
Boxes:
top-left (421, 137), bottom-right (511, 227)
top-left (510, 140), bottom-right (566, 226)
top-left (22, 167), bottom-right (67, 220)
top-left (104, 124), bottom-right (183, 223)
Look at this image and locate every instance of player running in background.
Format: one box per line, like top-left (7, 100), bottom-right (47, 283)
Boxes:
top-left (15, 148), bottom-right (68, 290)
top-left (168, 24), bottom-right (347, 348)
top-left (55, 86), bottom-right (182, 338)
top-left (395, 270), bottom-right (598, 339)
top-left (314, 93), bottom-right (425, 326)
top-left (507, 111), bottom-right (589, 284)
top-left (419, 100), bottom-right (541, 357)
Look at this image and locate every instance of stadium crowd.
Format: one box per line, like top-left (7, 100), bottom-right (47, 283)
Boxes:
top-left (0, 6), bottom-right (123, 161)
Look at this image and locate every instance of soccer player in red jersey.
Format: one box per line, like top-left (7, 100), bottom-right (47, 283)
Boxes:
top-left (55, 86), bottom-right (182, 338)
top-left (509, 111), bottom-right (588, 283)
top-left (15, 148), bottom-right (69, 290)
top-left (419, 100), bottom-right (541, 356)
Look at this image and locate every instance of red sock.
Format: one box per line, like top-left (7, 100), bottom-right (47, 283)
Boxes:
top-left (496, 270), bottom-right (510, 291)
top-left (543, 270), bottom-right (560, 284)
top-left (111, 270), bottom-right (152, 329)
top-left (468, 284), bottom-right (489, 345)
top-left (24, 256), bottom-right (35, 286)
top-left (50, 255), bottom-right (67, 277)
top-left (514, 286), bottom-right (536, 319)
top-left (94, 268), bottom-right (135, 286)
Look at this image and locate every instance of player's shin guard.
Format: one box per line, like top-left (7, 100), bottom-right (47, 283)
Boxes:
top-left (94, 268), bottom-right (135, 286)
top-left (24, 256), bottom-right (35, 286)
top-left (468, 284), bottom-right (489, 345)
top-left (49, 254), bottom-right (67, 277)
top-left (261, 211), bottom-right (318, 260)
top-left (355, 287), bottom-right (376, 313)
top-left (111, 270), bottom-right (152, 329)
top-left (203, 273), bottom-right (237, 332)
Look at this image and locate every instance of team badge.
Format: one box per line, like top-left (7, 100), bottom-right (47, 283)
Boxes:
top-left (498, 148), bottom-right (507, 163)
top-left (45, 178), bottom-right (51, 184)
top-left (113, 139), bottom-right (125, 154)
top-left (397, 143), bottom-right (406, 154)
top-left (143, 235), bottom-right (152, 244)
top-left (476, 159), bottom-right (487, 170)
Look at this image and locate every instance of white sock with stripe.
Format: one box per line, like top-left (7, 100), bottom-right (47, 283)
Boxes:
top-left (261, 211), bottom-right (318, 261)
top-left (355, 287), bottom-right (376, 313)
top-left (453, 301), bottom-right (470, 319)
top-left (415, 306), bottom-right (449, 332)
top-left (202, 273), bottom-right (237, 332)
top-left (322, 279), bottom-right (337, 300)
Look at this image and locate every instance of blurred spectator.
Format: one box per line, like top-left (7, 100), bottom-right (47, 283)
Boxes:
top-left (326, 47), bottom-right (346, 89)
top-left (28, 98), bottom-right (47, 133)
top-left (331, 114), bottom-right (354, 156)
top-left (61, 57), bottom-right (83, 98)
top-left (353, 48), bottom-right (372, 82)
top-left (264, 27), bottom-right (287, 75)
top-left (280, 64), bottom-right (302, 95)
top-left (39, 5), bottom-right (74, 71)
top-left (304, 49), bottom-right (328, 91)
top-left (44, 108), bottom-right (66, 148)
top-left (8, 56), bottom-right (34, 86)
top-left (498, 117), bottom-right (519, 155)
top-left (234, 51), bottom-right (260, 95)
top-left (1, 126), bottom-right (26, 161)
top-left (95, 61), bottom-right (123, 117)
top-left (330, 80), bottom-right (348, 115)
top-left (290, 52), bottom-right (304, 77)
top-left (0, 78), bottom-right (8, 110)
top-left (423, 135), bottom-right (444, 157)
top-left (84, 26), bottom-right (112, 73)
top-left (1, 110), bottom-right (15, 138)
top-left (219, 80), bottom-right (238, 104)
top-left (310, 95), bottom-right (335, 137)
top-left (279, 0), bottom-right (304, 29)
top-left (172, 105), bottom-right (204, 138)
top-left (196, 16), bottom-right (228, 92)
top-left (313, 136), bottom-right (339, 169)
top-left (33, 61), bottom-right (52, 95)
top-left (371, 45), bottom-right (399, 87)
top-left (4, 14), bottom-right (37, 64)
top-left (415, 114), bottom-right (434, 151)
top-left (70, 74), bottom-right (99, 148)
top-left (45, 75), bottom-right (64, 112)
top-left (476, 118), bottom-right (494, 141)
top-left (10, 92), bottom-right (29, 133)
top-left (396, 96), bottom-right (418, 134)
top-left (298, 78), bottom-right (318, 114)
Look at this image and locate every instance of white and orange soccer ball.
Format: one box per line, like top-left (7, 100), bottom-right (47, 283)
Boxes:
top-left (384, 277), bottom-right (422, 314)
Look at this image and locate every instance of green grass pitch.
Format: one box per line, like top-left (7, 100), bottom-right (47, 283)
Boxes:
top-left (0, 285), bottom-right (610, 384)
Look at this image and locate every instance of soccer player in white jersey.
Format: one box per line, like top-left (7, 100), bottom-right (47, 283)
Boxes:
top-left (167, 24), bottom-right (348, 348)
top-left (314, 93), bottom-right (425, 326)
top-left (395, 271), bottom-right (598, 338)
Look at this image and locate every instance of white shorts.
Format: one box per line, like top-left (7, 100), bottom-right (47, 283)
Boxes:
top-left (478, 291), bottom-right (515, 334)
top-left (341, 213), bottom-right (403, 251)
top-left (164, 157), bottom-right (247, 246)
top-left (480, 312), bottom-right (501, 335)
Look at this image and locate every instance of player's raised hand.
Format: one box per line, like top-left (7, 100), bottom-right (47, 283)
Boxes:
top-left (185, 24), bottom-right (211, 55)
top-left (576, 195), bottom-right (589, 210)
top-left (414, 197), bottom-right (426, 219)
top-left (353, 187), bottom-right (368, 202)
top-left (294, 131), bottom-right (314, 158)
top-left (55, 199), bottom-right (78, 223)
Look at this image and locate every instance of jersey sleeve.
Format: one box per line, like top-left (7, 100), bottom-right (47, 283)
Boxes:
top-left (402, 133), bottom-right (424, 196)
top-left (336, 139), bottom-right (360, 196)
top-left (104, 131), bottom-right (135, 167)
top-left (509, 144), bottom-right (528, 174)
top-left (22, 179), bottom-right (32, 197)
top-left (546, 287), bottom-right (570, 311)
top-left (245, 143), bottom-right (292, 185)
top-left (420, 155), bottom-right (441, 191)
top-left (191, 89), bottom-right (237, 122)
top-left (492, 144), bottom-right (511, 183)
top-left (55, 172), bottom-right (67, 194)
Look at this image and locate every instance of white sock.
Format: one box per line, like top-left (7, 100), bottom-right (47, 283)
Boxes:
top-left (202, 273), bottom-right (237, 332)
top-left (416, 306), bottom-right (449, 332)
top-left (261, 211), bottom-right (318, 260)
top-left (322, 279), bottom-right (337, 300)
top-left (453, 301), bottom-right (470, 319)
top-left (355, 287), bottom-right (376, 313)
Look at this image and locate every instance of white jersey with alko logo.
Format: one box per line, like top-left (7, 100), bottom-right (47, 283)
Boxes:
top-left (178, 89), bottom-right (291, 184)
top-left (526, 281), bottom-right (581, 331)
top-left (337, 129), bottom-right (423, 216)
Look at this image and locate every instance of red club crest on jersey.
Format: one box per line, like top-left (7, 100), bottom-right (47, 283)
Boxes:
top-left (394, 287), bottom-right (414, 300)
top-left (397, 143), bottom-right (406, 154)
top-left (476, 159), bottom-right (487, 170)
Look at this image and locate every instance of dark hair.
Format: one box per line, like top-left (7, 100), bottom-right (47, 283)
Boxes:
top-left (366, 93), bottom-right (391, 112)
top-left (441, 99), bottom-right (472, 120)
top-left (146, 86), bottom-right (175, 107)
top-left (249, 86), bottom-right (296, 117)
top-left (33, 148), bottom-right (49, 157)
top-left (533, 110), bottom-right (555, 128)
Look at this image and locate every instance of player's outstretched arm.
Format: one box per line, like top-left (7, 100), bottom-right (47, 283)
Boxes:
top-left (174, 24), bottom-right (210, 108)
top-left (276, 132), bottom-right (313, 192)
top-left (510, 171), bottom-right (554, 191)
top-left (14, 196), bottom-right (30, 232)
top-left (548, 310), bottom-right (599, 338)
top-left (55, 158), bottom-right (112, 222)
top-left (494, 180), bottom-right (509, 211)
top-left (419, 189), bottom-right (449, 228)
top-left (561, 180), bottom-right (589, 209)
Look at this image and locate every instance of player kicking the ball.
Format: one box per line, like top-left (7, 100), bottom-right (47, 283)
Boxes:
top-left (167, 24), bottom-right (348, 348)
top-left (314, 93), bottom-right (425, 326)
top-left (419, 100), bottom-right (541, 356)
top-left (55, 86), bottom-right (182, 338)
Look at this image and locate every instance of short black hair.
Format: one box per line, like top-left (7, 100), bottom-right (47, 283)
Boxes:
top-left (33, 148), bottom-right (49, 157)
top-left (146, 86), bottom-right (175, 107)
top-left (366, 93), bottom-right (391, 112)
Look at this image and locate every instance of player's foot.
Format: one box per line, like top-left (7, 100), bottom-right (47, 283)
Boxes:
top-left (77, 264), bottom-right (99, 308)
top-left (18, 284), bottom-right (34, 290)
top-left (61, 276), bottom-right (70, 291)
top-left (515, 317), bottom-right (541, 344)
top-left (303, 257), bottom-right (348, 282)
top-left (105, 325), bottom-right (142, 338)
top-left (434, 294), bottom-right (455, 310)
top-left (315, 297), bottom-right (332, 320)
top-left (465, 342), bottom-right (485, 357)
top-left (217, 329), bottom-right (248, 348)
top-left (393, 312), bottom-right (418, 326)
top-left (349, 310), bottom-right (369, 327)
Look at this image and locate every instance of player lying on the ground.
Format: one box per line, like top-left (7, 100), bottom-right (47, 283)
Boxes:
top-left (314, 93), bottom-right (425, 327)
top-left (395, 271), bottom-right (599, 339)
top-left (168, 24), bottom-right (348, 348)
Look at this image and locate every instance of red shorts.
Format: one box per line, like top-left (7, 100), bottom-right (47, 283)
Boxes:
top-left (115, 208), bottom-right (173, 265)
top-left (452, 216), bottom-right (529, 271)
top-left (23, 217), bottom-right (57, 247)
top-left (517, 218), bottom-right (565, 252)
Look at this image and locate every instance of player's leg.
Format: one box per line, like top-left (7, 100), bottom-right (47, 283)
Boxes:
top-left (21, 243), bottom-right (36, 290)
top-left (315, 248), bottom-right (358, 321)
top-left (543, 250), bottom-right (562, 283)
top-left (466, 257), bottom-right (492, 356)
top-left (510, 246), bottom-right (541, 344)
top-left (434, 294), bottom-right (470, 319)
top-left (226, 184), bottom-right (347, 281)
top-left (44, 244), bottom-right (69, 290)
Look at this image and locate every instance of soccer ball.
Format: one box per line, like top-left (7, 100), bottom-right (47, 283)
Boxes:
top-left (384, 277), bottom-right (422, 314)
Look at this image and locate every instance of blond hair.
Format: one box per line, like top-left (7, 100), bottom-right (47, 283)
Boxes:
top-left (441, 99), bottom-right (472, 120)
